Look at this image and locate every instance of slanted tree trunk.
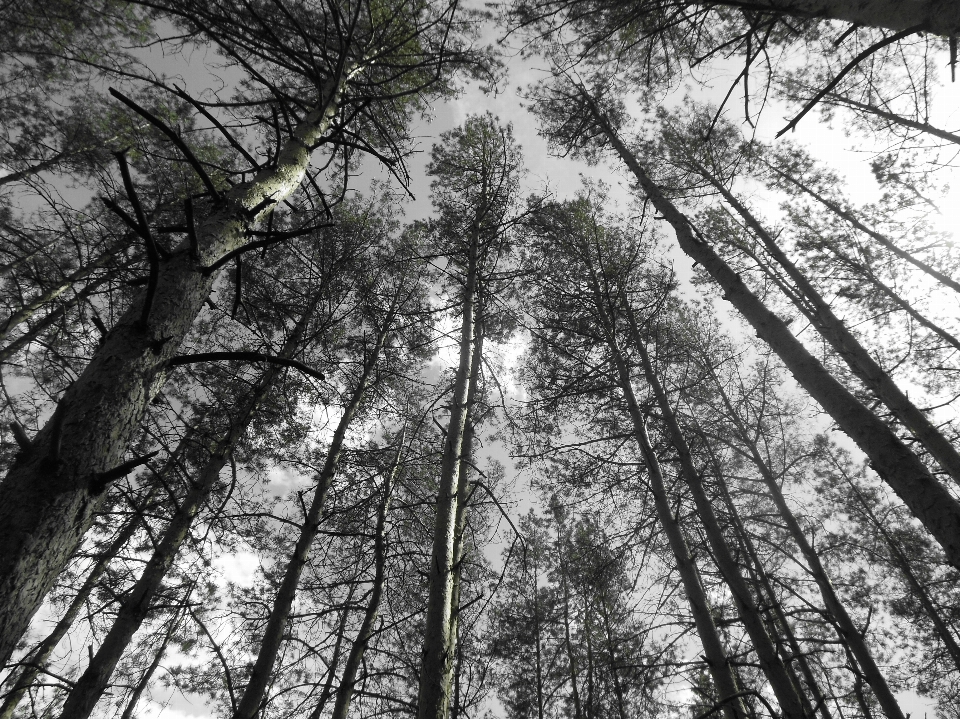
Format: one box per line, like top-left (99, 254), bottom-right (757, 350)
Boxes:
top-left (835, 465), bottom-right (960, 673)
top-left (0, 70), bottom-right (349, 666)
top-left (330, 438), bottom-right (403, 719)
top-left (693, 163), bottom-right (960, 485)
top-left (118, 601), bottom-right (186, 719)
top-left (577, 286), bottom-right (747, 719)
top-left (232, 322), bottom-right (390, 719)
top-left (587, 102), bottom-right (960, 571)
top-left (702, 366), bottom-right (906, 719)
top-left (55, 303), bottom-right (322, 719)
top-left (417, 228), bottom-right (479, 719)
top-left (611, 304), bottom-right (808, 719)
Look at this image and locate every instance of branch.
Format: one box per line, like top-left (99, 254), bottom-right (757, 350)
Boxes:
top-left (776, 25), bottom-right (922, 137)
top-left (109, 88), bottom-right (221, 199)
top-left (167, 351), bottom-right (324, 382)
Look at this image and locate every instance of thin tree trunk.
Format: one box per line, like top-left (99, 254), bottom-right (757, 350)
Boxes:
top-left (417, 227), bottom-right (479, 719)
top-left (0, 234), bottom-right (135, 344)
top-left (820, 93), bottom-right (960, 147)
top-left (702, 366), bottom-right (906, 719)
top-left (117, 601), bottom-right (186, 719)
top-left (764, 161), bottom-right (960, 297)
top-left (574, 278), bottom-right (746, 719)
top-left (55, 304), bottom-right (321, 719)
top-left (330, 438), bottom-right (403, 719)
top-left (306, 580), bottom-right (359, 719)
top-left (696, 165), bottom-right (960, 485)
top-left (555, 521), bottom-right (584, 719)
top-left (232, 324), bottom-right (389, 719)
top-left (598, 598), bottom-right (628, 719)
top-left (0, 69), bottom-right (349, 666)
top-left (706, 451), bottom-right (834, 719)
top-left (0, 260), bottom-right (136, 364)
top-left (614, 309), bottom-right (807, 719)
top-left (835, 466), bottom-right (960, 673)
top-left (589, 103), bottom-right (960, 571)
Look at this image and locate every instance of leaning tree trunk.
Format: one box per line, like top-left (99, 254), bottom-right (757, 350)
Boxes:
top-left (0, 70), bottom-right (349, 666)
top-left (583, 288), bottom-right (747, 719)
top-left (329, 438), bottom-right (403, 719)
top-left (417, 227), bottom-right (479, 719)
top-left (55, 302), bottom-right (322, 719)
top-left (722, 0), bottom-right (959, 36)
top-left (609, 301), bottom-right (808, 719)
top-left (702, 367), bottom-right (907, 719)
top-left (588, 103), bottom-right (960, 572)
top-left (694, 164), bottom-right (960, 486)
top-left (231, 324), bottom-right (389, 719)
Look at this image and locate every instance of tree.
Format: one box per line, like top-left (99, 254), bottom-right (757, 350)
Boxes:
top-left (0, 0), bottom-right (482, 666)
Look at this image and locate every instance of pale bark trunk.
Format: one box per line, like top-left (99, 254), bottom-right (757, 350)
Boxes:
top-left (698, 166), bottom-right (960, 485)
top-left (0, 71), bottom-right (348, 667)
top-left (330, 439), bottom-right (403, 719)
top-left (55, 306), bottom-right (320, 719)
top-left (616, 311), bottom-right (808, 719)
top-left (417, 228), bottom-right (479, 719)
top-left (0, 235), bottom-right (134, 344)
top-left (232, 326), bottom-right (388, 719)
top-left (0, 261), bottom-right (135, 364)
top-left (556, 524), bottom-right (584, 719)
top-left (591, 108), bottom-right (960, 571)
top-left (703, 369), bottom-right (905, 719)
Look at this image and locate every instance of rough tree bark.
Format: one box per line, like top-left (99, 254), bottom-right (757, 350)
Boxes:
top-left (55, 302), bottom-right (322, 719)
top-left (0, 70), bottom-right (348, 666)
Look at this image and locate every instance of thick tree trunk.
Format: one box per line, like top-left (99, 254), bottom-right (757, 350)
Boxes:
top-left (591, 108), bottom-right (960, 571)
top-left (55, 305), bottom-right (320, 719)
top-left (0, 71), bottom-right (347, 666)
top-left (417, 228), bottom-right (479, 719)
top-left (330, 439), bottom-right (403, 719)
top-left (232, 326), bottom-right (388, 719)
top-left (697, 166), bottom-right (960, 485)
top-left (703, 369), bottom-right (906, 719)
top-left (723, 0), bottom-right (959, 36)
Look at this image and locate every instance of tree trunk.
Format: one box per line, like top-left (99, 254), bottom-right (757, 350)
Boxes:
top-left (836, 466), bottom-right (960, 673)
top-left (555, 521), bottom-right (584, 719)
top-left (765, 162), bottom-right (960, 297)
top-left (703, 367), bottom-right (906, 719)
top-left (55, 304), bottom-right (321, 719)
top-left (590, 105), bottom-right (960, 571)
top-left (616, 309), bottom-right (808, 719)
top-left (118, 603), bottom-right (185, 719)
top-left (417, 227), bottom-right (479, 719)
top-left (0, 70), bottom-right (348, 667)
top-left (697, 165), bottom-right (960, 485)
top-left (581, 290), bottom-right (746, 719)
top-left (720, 0), bottom-right (959, 36)
top-left (330, 438), bottom-right (403, 719)
top-left (232, 325), bottom-right (389, 719)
